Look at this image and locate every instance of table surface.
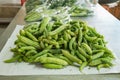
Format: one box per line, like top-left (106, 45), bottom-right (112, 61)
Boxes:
top-left (0, 4), bottom-right (120, 80)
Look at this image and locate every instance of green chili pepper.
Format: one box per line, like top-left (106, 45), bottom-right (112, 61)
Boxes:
top-left (49, 24), bottom-right (69, 36)
top-left (17, 35), bottom-right (40, 49)
top-left (97, 64), bottom-right (110, 70)
top-left (78, 28), bottom-right (82, 46)
top-left (25, 50), bottom-right (37, 56)
top-left (43, 39), bottom-right (58, 45)
top-left (16, 42), bottom-right (27, 48)
top-left (76, 51), bottom-right (86, 62)
top-left (18, 46), bottom-right (36, 52)
top-left (25, 11), bottom-right (42, 22)
top-left (39, 17), bottom-right (51, 33)
top-left (4, 55), bottom-right (21, 63)
top-left (84, 34), bottom-right (97, 42)
top-left (63, 31), bottom-right (69, 41)
top-left (78, 47), bottom-right (89, 59)
top-left (66, 30), bottom-right (75, 36)
top-left (25, 30), bottom-right (38, 42)
top-left (38, 57), bottom-right (68, 66)
top-left (101, 57), bottom-right (113, 66)
top-left (69, 37), bottom-right (76, 51)
top-left (20, 30), bottom-right (26, 36)
top-left (81, 43), bottom-right (92, 55)
top-left (79, 62), bottom-right (88, 71)
top-left (90, 51), bottom-right (104, 60)
top-left (40, 41), bottom-right (45, 49)
top-left (43, 63), bottom-right (64, 69)
top-left (62, 50), bottom-right (82, 64)
top-left (56, 55), bottom-right (73, 65)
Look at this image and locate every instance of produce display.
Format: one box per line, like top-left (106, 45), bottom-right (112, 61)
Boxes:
top-left (25, 0), bottom-right (93, 22)
top-left (4, 0), bottom-right (115, 72)
top-left (4, 18), bottom-right (115, 71)
top-left (25, 6), bottom-right (71, 22)
top-left (25, 0), bottom-right (77, 12)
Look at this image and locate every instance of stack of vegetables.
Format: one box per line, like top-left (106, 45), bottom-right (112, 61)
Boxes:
top-left (5, 17), bottom-right (115, 71)
top-left (4, 0), bottom-right (115, 71)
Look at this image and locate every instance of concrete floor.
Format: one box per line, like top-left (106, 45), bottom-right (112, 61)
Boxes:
top-left (0, 0), bottom-right (21, 37)
top-left (0, 27), bottom-right (5, 36)
top-left (0, 23), bottom-right (8, 37)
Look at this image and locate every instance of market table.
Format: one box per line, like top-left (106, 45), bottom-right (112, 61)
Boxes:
top-left (0, 4), bottom-right (120, 80)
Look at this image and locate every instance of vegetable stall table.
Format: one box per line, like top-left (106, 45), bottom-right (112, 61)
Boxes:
top-left (0, 4), bottom-right (120, 80)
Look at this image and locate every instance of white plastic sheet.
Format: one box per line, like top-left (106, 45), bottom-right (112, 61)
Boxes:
top-left (0, 25), bottom-right (120, 76)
